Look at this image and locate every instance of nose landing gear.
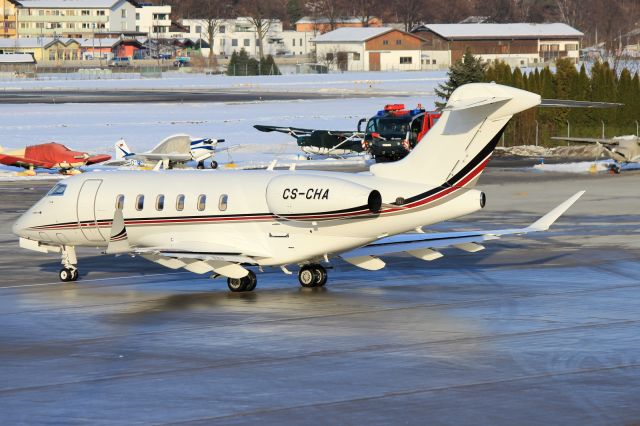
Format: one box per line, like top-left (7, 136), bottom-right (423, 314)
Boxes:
top-left (59, 246), bottom-right (79, 282)
top-left (298, 264), bottom-right (327, 288)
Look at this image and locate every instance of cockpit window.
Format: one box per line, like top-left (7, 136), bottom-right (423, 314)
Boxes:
top-left (47, 183), bottom-right (67, 196)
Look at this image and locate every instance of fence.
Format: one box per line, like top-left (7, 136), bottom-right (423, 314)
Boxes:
top-left (0, 64), bottom-right (175, 81)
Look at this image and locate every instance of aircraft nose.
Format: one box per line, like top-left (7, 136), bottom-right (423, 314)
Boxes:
top-left (12, 212), bottom-right (30, 238)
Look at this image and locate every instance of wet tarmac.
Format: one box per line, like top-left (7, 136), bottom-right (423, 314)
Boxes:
top-left (1, 171), bottom-right (639, 425)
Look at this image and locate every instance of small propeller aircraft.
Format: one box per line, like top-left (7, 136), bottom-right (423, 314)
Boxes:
top-left (111, 134), bottom-right (225, 169)
top-left (0, 142), bottom-right (111, 175)
top-left (551, 135), bottom-right (640, 173)
top-left (14, 83), bottom-right (586, 290)
top-left (253, 125), bottom-right (366, 157)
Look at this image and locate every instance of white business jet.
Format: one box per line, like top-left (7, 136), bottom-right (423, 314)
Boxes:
top-left (112, 134), bottom-right (224, 169)
top-left (14, 83), bottom-right (584, 291)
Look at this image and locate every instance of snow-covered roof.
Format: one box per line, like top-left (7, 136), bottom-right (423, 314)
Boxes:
top-left (0, 53), bottom-right (36, 64)
top-left (419, 23), bottom-right (583, 39)
top-left (0, 37), bottom-right (76, 48)
top-left (78, 38), bottom-right (120, 48)
top-left (17, 0), bottom-right (136, 8)
top-left (296, 16), bottom-right (362, 25)
top-left (314, 27), bottom-right (394, 43)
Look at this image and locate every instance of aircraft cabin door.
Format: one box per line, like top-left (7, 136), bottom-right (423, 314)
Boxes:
top-left (77, 179), bottom-right (105, 242)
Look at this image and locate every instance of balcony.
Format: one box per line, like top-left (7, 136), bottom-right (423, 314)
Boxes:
top-left (2, 15), bottom-right (17, 21)
top-left (19, 14), bottom-right (109, 22)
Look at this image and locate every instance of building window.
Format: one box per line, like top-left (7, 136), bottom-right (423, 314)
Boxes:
top-left (115, 194), bottom-right (125, 210)
top-left (232, 39), bottom-right (238, 47)
top-left (195, 25), bottom-right (202, 34)
top-left (326, 52), bottom-right (334, 61)
top-left (292, 38), bottom-right (296, 46)
top-left (400, 57), bottom-right (412, 64)
top-left (49, 50), bottom-right (55, 60)
top-left (135, 195), bottom-right (144, 211)
top-left (353, 52), bottom-right (360, 60)
top-left (218, 194), bottom-right (228, 211)
top-left (396, 39), bottom-right (402, 45)
top-left (432, 59), bottom-right (436, 64)
top-left (300, 38), bottom-right (302, 46)
top-left (156, 195), bottom-right (165, 211)
top-left (135, 12), bottom-right (140, 20)
top-left (243, 38), bottom-right (250, 47)
top-left (97, 10), bottom-right (105, 16)
top-left (176, 194), bottom-right (185, 211)
top-left (219, 25), bottom-right (225, 34)
top-left (383, 40), bottom-right (389, 45)
top-left (566, 43), bottom-right (578, 51)
top-left (121, 9), bottom-right (127, 18)
top-left (82, 9), bottom-right (90, 16)
top-left (197, 194), bottom-right (206, 211)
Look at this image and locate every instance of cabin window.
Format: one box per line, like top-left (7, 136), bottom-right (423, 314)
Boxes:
top-left (136, 195), bottom-right (144, 211)
top-left (176, 194), bottom-right (185, 211)
top-left (218, 194), bottom-right (228, 211)
top-left (197, 194), bottom-right (206, 211)
top-left (47, 183), bottom-right (67, 196)
top-left (115, 194), bottom-right (125, 209)
top-left (156, 195), bottom-right (165, 211)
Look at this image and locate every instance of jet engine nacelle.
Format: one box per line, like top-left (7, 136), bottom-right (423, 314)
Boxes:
top-left (266, 175), bottom-right (381, 220)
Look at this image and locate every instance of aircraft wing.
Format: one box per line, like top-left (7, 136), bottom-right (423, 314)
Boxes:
top-left (551, 136), bottom-right (621, 145)
top-left (0, 154), bottom-right (56, 169)
top-left (339, 191), bottom-right (584, 270)
top-left (254, 125), bottom-right (315, 137)
top-left (125, 153), bottom-right (193, 162)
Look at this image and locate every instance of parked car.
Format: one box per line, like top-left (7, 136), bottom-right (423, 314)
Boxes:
top-left (109, 57), bottom-right (131, 67)
top-left (173, 56), bottom-right (190, 67)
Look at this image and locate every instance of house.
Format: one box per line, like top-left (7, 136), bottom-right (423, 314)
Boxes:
top-left (14, 0), bottom-right (138, 39)
top-left (314, 27), bottom-right (424, 71)
top-left (0, 52), bottom-right (35, 63)
top-left (413, 23), bottom-right (583, 67)
top-left (1, 0), bottom-right (19, 38)
top-left (135, 2), bottom-right (170, 36)
top-left (295, 16), bottom-right (382, 34)
top-left (79, 37), bottom-right (143, 59)
top-left (0, 37), bottom-right (81, 61)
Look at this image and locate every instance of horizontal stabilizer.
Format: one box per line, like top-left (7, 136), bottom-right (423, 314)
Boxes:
top-left (541, 99), bottom-right (622, 109)
top-left (442, 96), bottom-right (510, 111)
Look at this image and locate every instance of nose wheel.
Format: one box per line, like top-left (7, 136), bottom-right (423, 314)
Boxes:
top-left (227, 270), bottom-right (257, 292)
top-left (298, 264), bottom-right (327, 288)
top-left (59, 267), bottom-right (78, 282)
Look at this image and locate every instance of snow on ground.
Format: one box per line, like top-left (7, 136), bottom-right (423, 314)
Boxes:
top-left (532, 159), bottom-right (640, 173)
top-left (0, 93), bottom-right (432, 174)
top-left (0, 70), bottom-right (446, 95)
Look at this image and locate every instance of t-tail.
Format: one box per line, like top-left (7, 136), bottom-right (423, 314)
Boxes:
top-left (371, 83), bottom-right (541, 187)
top-left (115, 138), bottom-right (133, 160)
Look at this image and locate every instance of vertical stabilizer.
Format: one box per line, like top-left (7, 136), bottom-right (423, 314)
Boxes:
top-left (115, 139), bottom-right (132, 160)
top-left (370, 83), bottom-right (541, 187)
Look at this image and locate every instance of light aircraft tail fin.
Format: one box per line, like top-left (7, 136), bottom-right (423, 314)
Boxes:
top-left (115, 139), bottom-right (132, 160)
top-left (370, 83), bottom-right (541, 188)
top-left (106, 208), bottom-right (130, 254)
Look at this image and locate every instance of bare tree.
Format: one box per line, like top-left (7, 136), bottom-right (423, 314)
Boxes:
top-left (394, 0), bottom-right (423, 32)
top-left (198, 0), bottom-right (233, 68)
top-left (554, 0), bottom-right (581, 27)
top-left (238, 0), bottom-right (284, 58)
top-left (351, 0), bottom-right (382, 27)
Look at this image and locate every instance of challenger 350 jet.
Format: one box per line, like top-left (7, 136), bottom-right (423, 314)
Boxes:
top-left (14, 83), bottom-right (584, 290)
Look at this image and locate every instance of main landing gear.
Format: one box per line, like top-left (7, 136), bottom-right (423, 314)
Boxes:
top-left (227, 270), bottom-right (257, 292)
top-left (59, 246), bottom-right (79, 282)
top-left (298, 264), bottom-right (327, 288)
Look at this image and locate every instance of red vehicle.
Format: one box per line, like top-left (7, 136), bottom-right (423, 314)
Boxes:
top-left (0, 142), bottom-right (111, 175)
top-left (359, 104), bottom-right (441, 162)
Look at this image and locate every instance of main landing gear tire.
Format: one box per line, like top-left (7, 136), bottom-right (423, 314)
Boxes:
top-left (298, 264), bottom-right (327, 288)
top-left (196, 161), bottom-right (205, 169)
top-left (59, 267), bottom-right (78, 282)
top-left (210, 160), bottom-right (218, 169)
top-left (227, 270), bottom-right (257, 292)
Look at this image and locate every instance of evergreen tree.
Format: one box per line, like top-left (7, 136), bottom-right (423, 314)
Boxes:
top-left (435, 49), bottom-right (486, 109)
top-left (260, 55), bottom-right (281, 75)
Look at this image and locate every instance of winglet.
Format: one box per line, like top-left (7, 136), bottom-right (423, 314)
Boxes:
top-left (527, 191), bottom-right (585, 232)
top-left (106, 208), bottom-right (130, 254)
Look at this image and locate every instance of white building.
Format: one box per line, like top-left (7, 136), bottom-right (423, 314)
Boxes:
top-left (135, 3), bottom-right (170, 36)
top-left (314, 27), bottom-right (424, 71)
top-left (15, 0), bottom-right (137, 38)
top-left (178, 17), bottom-right (311, 58)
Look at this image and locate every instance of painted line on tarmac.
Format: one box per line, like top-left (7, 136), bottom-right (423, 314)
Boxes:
top-left (0, 271), bottom-right (191, 289)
